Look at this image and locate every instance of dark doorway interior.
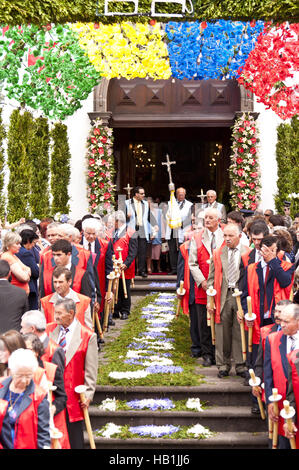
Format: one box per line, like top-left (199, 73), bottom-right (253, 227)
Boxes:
top-left (114, 126), bottom-right (232, 206)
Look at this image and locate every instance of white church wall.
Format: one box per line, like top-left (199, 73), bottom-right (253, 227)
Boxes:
top-left (254, 97), bottom-right (285, 213)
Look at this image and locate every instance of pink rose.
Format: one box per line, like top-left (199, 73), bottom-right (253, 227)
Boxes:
top-left (250, 147), bottom-right (256, 154)
top-left (250, 172), bottom-right (258, 178)
top-left (90, 194), bottom-right (96, 200)
top-left (238, 180), bottom-right (246, 188)
top-left (236, 158), bottom-right (243, 164)
top-left (237, 168), bottom-right (245, 176)
top-left (237, 202), bottom-right (244, 209)
top-left (88, 171), bottom-right (95, 178)
top-left (238, 147), bottom-right (244, 154)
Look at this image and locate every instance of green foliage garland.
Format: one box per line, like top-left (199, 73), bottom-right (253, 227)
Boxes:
top-left (0, 0), bottom-right (297, 24)
top-left (0, 109), bottom-right (6, 221)
top-left (0, 23), bottom-right (102, 121)
top-left (6, 108), bottom-right (33, 222)
top-left (275, 116), bottom-right (299, 216)
top-left (28, 116), bottom-right (50, 219)
top-left (50, 122), bottom-right (71, 216)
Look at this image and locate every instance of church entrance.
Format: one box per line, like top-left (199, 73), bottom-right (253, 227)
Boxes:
top-left (93, 76), bottom-right (242, 207)
top-left (114, 126), bottom-right (232, 205)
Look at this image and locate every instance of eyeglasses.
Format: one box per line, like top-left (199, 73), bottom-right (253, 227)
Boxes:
top-left (264, 213), bottom-right (271, 217)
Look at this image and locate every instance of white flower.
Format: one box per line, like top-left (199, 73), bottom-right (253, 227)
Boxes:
top-left (98, 398), bottom-right (117, 411)
top-left (100, 422), bottom-right (122, 438)
top-left (186, 398), bottom-right (203, 412)
top-left (187, 424), bottom-right (212, 438)
top-left (143, 357), bottom-right (174, 366)
top-left (109, 370), bottom-right (149, 379)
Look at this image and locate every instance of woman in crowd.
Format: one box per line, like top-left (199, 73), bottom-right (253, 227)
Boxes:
top-left (0, 330), bottom-right (26, 381)
top-left (0, 232), bottom-right (31, 295)
top-left (0, 348), bottom-right (50, 449)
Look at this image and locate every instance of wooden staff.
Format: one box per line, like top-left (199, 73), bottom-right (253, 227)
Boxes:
top-left (92, 301), bottom-right (104, 340)
top-left (248, 369), bottom-right (266, 420)
top-left (116, 246), bottom-right (127, 299)
top-left (245, 296), bottom-right (256, 353)
top-left (207, 286), bottom-right (216, 345)
top-left (74, 385), bottom-right (96, 449)
top-left (269, 388), bottom-right (282, 449)
top-left (280, 400), bottom-right (297, 449)
top-left (176, 280), bottom-right (186, 318)
top-left (232, 288), bottom-right (247, 361)
top-left (103, 272), bottom-right (115, 332)
top-left (48, 382), bottom-right (63, 449)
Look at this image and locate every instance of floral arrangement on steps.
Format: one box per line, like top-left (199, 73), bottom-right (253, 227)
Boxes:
top-left (86, 118), bottom-right (116, 215)
top-left (95, 422), bottom-right (213, 439)
top-left (228, 112), bottom-right (261, 212)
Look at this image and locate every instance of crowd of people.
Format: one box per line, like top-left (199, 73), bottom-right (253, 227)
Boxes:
top-left (0, 185), bottom-right (298, 449)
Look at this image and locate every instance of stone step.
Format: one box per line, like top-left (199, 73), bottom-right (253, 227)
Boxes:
top-left (88, 405), bottom-right (267, 432)
top-left (84, 431), bottom-right (269, 449)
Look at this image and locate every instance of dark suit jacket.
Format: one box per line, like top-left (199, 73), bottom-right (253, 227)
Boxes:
top-left (81, 237), bottom-right (114, 292)
top-left (254, 323), bottom-right (278, 379)
top-left (286, 349), bottom-right (299, 416)
top-left (264, 332), bottom-right (288, 404)
top-left (241, 257), bottom-right (295, 323)
top-left (0, 280), bottom-right (29, 334)
top-left (16, 246), bottom-right (39, 296)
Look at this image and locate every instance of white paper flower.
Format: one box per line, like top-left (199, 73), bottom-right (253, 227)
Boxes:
top-left (187, 424), bottom-right (212, 437)
top-left (186, 398), bottom-right (203, 412)
top-left (98, 398), bottom-right (117, 411)
top-left (100, 422), bottom-right (122, 438)
top-left (109, 370), bottom-right (149, 379)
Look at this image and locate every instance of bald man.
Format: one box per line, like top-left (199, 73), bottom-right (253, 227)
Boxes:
top-left (204, 190), bottom-right (226, 224)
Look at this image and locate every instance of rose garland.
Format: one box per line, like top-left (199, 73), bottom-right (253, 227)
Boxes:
top-left (86, 118), bottom-right (116, 215)
top-left (0, 24), bottom-right (102, 121)
top-left (238, 22), bottom-right (299, 120)
top-left (70, 21), bottom-right (172, 80)
top-left (228, 113), bottom-right (261, 211)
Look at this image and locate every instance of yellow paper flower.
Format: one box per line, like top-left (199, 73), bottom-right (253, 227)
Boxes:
top-left (69, 22), bottom-right (171, 80)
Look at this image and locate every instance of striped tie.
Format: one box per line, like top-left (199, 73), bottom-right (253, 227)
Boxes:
top-left (227, 248), bottom-right (238, 287)
top-left (59, 327), bottom-right (69, 351)
top-left (290, 335), bottom-right (296, 352)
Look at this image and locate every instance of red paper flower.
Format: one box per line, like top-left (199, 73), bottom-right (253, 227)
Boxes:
top-left (237, 180), bottom-right (246, 188)
top-left (89, 158), bottom-right (95, 166)
top-left (250, 172), bottom-right (258, 178)
top-left (250, 148), bottom-right (257, 154)
top-left (98, 148), bottom-right (104, 155)
top-left (249, 182), bottom-right (256, 189)
top-left (238, 147), bottom-right (244, 153)
top-left (238, 127), bottom-right (245, 133)
top-left (88, 171), bottom-right (95, 178)
top-left (94, 128), bottom-right (101, 135)
top-left (236, 158), bottom-right (243, 164)
top-left (100, 136), bottom-right (107, 144)
top-left (103, 192), bottom-right (111, 200)
top-left (237, 168), bottom-right (245, 176)
top-left (90, 194), bottom-right (96, 200)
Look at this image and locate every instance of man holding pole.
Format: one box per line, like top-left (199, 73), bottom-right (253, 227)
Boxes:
top-left (46, 298), bottom-right (98, 449)
top-left (188, 208), bottom-right (224, 366)
top-left (264, 303), bottom-right (299, 449)
top-left (111, 210), bottom-right (138, 320)
top-left (207, 224), bottom-right (250, 378)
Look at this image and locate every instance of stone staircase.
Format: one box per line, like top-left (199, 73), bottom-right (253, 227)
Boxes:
top-left (85, 275), bottom-right (269, 449)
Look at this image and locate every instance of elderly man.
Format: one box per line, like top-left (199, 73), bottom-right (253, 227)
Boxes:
top-left (40, 266), bottom-right (92, 329)
top-left (46, 298), bottom-right (98, 449)
top-left (204, 190), bottom-right (226, 224)
top-left (125, 186), bottom-right (153, 277)
top-left (20, 309), bottom-right (65, 374)
top-left (264, 303), bottom-right (299, 449)
top-left (165, 187), bottom-right (193, 275)
top-left (207, 224), bottom-right (250, 378)
top-left (81, 217), bottom-right (114, 325)
top-left (188, 208), bottom-right (225, 366)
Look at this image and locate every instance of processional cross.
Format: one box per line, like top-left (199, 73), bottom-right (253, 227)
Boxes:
top-left (197, 188), bottom-right (207, 206)
top-left (123, 183), bottom-right (133, 199)
top-left (162, 154), bottom-right (176, 191)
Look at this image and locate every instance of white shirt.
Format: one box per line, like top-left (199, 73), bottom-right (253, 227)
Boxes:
top-left (83, 238), bottom-right (95, 253)
top-left (287, 332), bottom-right (299, 354)
top-left (57, 318), bottom-right (78, 351)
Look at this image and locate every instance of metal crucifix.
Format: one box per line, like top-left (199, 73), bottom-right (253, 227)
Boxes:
top-left (162, 154), bottom-right (176, 191)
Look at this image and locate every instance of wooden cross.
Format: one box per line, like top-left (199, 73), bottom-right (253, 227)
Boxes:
top-left (197, 188), bottom-right (207, 206)
top-left (123, 183), bottom-right (133, 199)
top-left (162, 154), bottom-right (176, 185)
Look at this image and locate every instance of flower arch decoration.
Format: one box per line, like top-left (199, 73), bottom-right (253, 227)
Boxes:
top-left (70, 21), bottom-right (172, 80)
top-left (165, 20), bottom-right (265, 80)
top-left (0, 24), bottom-right (102, 120)
top-left (238, 22), bottom-right (299, 120)
top-left (228, 113), bottom-right (261, 211)
top-left (86, 118), bottom-right (116, 215)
